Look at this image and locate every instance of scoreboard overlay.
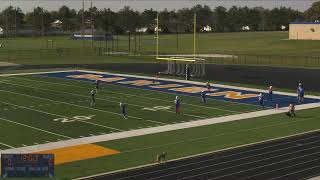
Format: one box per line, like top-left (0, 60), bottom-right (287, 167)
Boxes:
top-left (1, 154), bottom-right (54, 178)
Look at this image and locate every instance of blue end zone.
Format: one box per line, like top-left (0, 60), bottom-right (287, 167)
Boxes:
top-left (36, 71), bottom-right (320, 108)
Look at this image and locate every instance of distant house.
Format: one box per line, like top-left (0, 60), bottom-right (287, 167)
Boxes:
top-left (202, 25), bottom-right (212, 32)
top-left (136, 27), bottom-right (148, 33)
top-left (0, 27), bottom-right (3, 35)
top-left (51, 20), bottom-right (63, 28)
top-left (242, 25), bottom-right (250, 31)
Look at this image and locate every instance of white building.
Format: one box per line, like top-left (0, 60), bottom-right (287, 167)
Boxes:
top-left (136, 27), bottom-right (148, 33)
top-left (242, 25), bottom-right (250, 31)
top-left (0, 27), bottom-right (3, 35)
top-left (202, 25), bottom-right (212, 32)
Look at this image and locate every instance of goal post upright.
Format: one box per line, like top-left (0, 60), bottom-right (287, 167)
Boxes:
top-left (194, 13), bottom-right (196, 61)
top-left (156, 13), bottom-right (159, 59)
top-left (156, 13), bottom-right (205, 78)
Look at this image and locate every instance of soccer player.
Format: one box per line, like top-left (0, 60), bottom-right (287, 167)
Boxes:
top-left (94, 80), bottom-right (100, 93)
top-left (175, 96), bottom-right (181, 114)
top-left (206, 82), bottom-right (211, 93)
top-left (90, 89), bottom-right (96, 107)
top-left (185, 65), bottom-right (191, 80)
top-left (201, 91), bottom-right (206, 104)
top-left (286, 103), bottom-right (296, 117)
top-left (297, 83), bottom-right (305, 103)
top-left (268, 86), bottom-right (273, 101)
top-left (120, 102), bottom-right (127, 119)
top-left (258, 93), bottom-right (265, 109)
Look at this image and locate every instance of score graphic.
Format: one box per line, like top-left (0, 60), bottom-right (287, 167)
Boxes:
top-left (1, 154), bottom-right (54, 178)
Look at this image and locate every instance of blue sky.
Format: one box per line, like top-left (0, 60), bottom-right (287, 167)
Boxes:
top-left (0, 0), bottom-right (316, 12)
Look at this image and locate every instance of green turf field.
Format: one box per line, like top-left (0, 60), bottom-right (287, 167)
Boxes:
top-left (0, 73), bottom-right (258, 149)
top-left (0, 72), bottom-right (319, 180)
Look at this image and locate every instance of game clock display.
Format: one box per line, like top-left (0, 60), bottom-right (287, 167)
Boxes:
top-left (1, 154), bottom-right (54, 178)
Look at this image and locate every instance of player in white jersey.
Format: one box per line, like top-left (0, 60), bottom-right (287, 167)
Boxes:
top-left (90, 89), bottom-right (96, 107)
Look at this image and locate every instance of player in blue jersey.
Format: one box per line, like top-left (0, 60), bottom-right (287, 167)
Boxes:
top-left (258, 93), bottom-right (265, 109)
top-left (297, 83), bottom-right (305, 103)
top-left (175, 96), bottom-right (181, 114)
top-left (206, 82), bottom-right (211, 93)
top-left (120, 102), bottom-right (127, 119)
top-left (201, 91), bottom-right (206, 104)
top-left (268, 86), bottom-right (273, 101)
top-left (90, 89), bottom-right (96, 107)
top-left (94, 80), bottom-right (100, 93)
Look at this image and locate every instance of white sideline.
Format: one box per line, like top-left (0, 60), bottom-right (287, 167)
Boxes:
top-left (79, 69), bottom-right (320, 99)
top-left (0, 69), bottom-right (320, 154)
top-left (2, 69), bottom-right (320, 99)
top-left (0, 102), bottom-right (319, 154)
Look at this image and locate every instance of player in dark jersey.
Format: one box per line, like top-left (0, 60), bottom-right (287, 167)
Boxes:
top-left (206, 82), bottom-right (211, 93)
top-left (120, 102), bottom-right (127, 119)
top-left (175, 96), bottom-right (181, 114)
top-left (258, 93), bottom-right (265, 109)
top-left (94, 80), bottom-right (100, 93)
top-left (90, 89), bottom-right (96, 107)
top-left (286, 103), bottom-right (296, 117)
top-left (201, 91), bottom-right (206, 104)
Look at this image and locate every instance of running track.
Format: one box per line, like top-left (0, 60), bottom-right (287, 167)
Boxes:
top-left (84, 131), bottom-right (320, 180)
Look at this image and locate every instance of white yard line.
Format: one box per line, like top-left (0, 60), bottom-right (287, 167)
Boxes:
top-left (80, 69), bottom-right (320, 100)
top-left (0, 142), bottom-right (15, 149)
top-left (8, 76), bottom-right (241, 113)
top-left (0, 101), bottom-right (124, 132)
top-left (2, 69), bottom-right (320, 99)
top-left (2, 80), bottom-right (207, 119)
top-left (0, 88), bottom-right (165, 126)
top-left (0, 117), bottom-right (72, 139)
top-left (1, 102), bottom-right (319, 154)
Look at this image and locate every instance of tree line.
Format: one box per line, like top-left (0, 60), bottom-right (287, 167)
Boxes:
top-left (1, 2), bottom-right (320, 35)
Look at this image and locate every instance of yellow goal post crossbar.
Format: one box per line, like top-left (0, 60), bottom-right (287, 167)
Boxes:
top-left (155, 13), bottom-right (198, 62)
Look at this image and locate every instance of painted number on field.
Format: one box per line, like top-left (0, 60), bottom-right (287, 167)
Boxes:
top-left (142, 106), bottom-right (171, 111)
top-left (53, 115), bottom-right (96, 123)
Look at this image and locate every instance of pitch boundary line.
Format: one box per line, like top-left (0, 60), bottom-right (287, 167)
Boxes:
top-left (0, 100), bottom-right (124, 132)
top-left (8, 76), bottom-right (242, 113)
top-left (72, 128), bottom-right (320, 180)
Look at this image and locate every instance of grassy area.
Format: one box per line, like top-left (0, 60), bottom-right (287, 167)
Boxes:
top-left (56, 107), bottom-right (320, 179)
top-left (1, 32), bottom-right (320, 68)
top-left (0, 73), bottom-right (256, 148)
top-left (1, 32), bottom-right (320, 56)
top-left (0, 71), bottom-right (319, 179)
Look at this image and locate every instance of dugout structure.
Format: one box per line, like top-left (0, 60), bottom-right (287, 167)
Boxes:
top-left (155, 14), bottom-right (205, 78)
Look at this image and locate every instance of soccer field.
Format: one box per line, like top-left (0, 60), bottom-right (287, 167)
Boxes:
top-left (0, 70), bottom-right (320, 179)
top-left (0, 71), bottom-right (261, 150)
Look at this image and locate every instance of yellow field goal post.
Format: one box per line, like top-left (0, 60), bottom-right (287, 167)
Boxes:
top-left (155, 13), bottom-right (205, 78)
